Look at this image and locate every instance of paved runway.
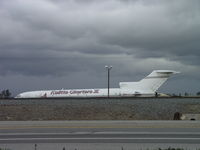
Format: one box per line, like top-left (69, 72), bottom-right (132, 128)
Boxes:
top-left (1, 132), bottom-right (200, 144)
top-left (0, 121), bottom-right (200, 143)
top-left (0, 121), bottom-right (200, 149)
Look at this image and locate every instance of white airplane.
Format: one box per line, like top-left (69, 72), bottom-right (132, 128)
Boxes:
top-left (15, 70), bottom-right (179, 98)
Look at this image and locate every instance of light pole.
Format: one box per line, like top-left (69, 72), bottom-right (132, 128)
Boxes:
top-left (105, 65), bottom-right (112, 98)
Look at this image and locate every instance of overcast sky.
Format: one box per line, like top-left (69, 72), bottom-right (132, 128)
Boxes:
top-left (0, 0), bottom-right (200, 96)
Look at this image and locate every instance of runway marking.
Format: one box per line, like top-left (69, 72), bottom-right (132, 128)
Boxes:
top-left (0, 125), bottom-right (200, 130)
top-left (1, 137), bottom-right (200, 141)
top-left (1, 132), bottom-right (200, 135)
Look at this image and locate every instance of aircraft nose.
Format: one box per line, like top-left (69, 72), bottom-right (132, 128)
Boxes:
top-left (15, 94), bottom-right (21, 98)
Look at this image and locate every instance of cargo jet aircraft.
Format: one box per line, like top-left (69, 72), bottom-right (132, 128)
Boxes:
top-left (15, 70), bottom-right (179, 98)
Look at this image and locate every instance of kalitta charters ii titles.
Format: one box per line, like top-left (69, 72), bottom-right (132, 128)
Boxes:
top-left (50, 89), bottom-right (100, 95)
top-left (15, 70), bottom-right (179, 98)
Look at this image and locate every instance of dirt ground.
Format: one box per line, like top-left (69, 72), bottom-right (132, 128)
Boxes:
top-left (1, 98), bottom-right (200, 120)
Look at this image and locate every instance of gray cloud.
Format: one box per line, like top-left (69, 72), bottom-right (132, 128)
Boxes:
top-left (0, 0), bottom-right (200, 95)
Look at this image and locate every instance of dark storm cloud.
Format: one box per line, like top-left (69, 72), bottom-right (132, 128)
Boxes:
top-left (0, 0), bottom-right (200, 94)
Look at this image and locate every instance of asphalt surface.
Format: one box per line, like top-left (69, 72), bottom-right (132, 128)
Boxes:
top-left (1, 132), bottom-right (200, 144)
top-left (0, 121), bottom-right (200, 144)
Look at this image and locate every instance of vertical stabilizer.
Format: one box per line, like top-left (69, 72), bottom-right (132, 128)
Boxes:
top-left (119, 70), bottom-right (179, 93)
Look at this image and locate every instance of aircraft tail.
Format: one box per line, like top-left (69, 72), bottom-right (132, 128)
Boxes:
top-left (119, 70), bottom-right (179, 93)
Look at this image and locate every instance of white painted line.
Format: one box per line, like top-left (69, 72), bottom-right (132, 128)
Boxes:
top-left (94, 132), bottom-right (200, 135)
top-left (0, 137), bottom-right (200, 141)
top-left (1, 132), bottom-right (200, 135)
